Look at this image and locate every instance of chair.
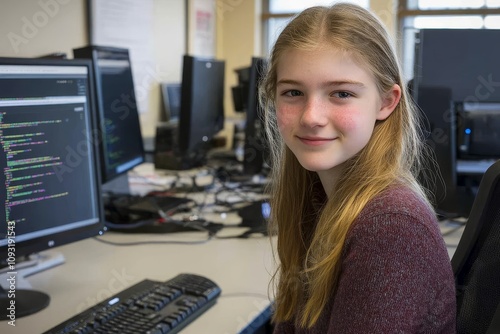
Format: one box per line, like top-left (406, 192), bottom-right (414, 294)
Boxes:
top-left (452, 160), bottom-right (500, 334)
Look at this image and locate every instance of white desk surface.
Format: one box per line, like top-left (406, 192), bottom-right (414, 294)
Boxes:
top-left (1, 229), bottom-right (276, 334)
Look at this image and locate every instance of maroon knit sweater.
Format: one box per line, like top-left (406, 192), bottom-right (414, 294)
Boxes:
top-left (273, 186), bottom-right (456, 333)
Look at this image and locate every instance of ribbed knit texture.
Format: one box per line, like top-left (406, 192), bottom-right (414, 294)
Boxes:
top-left (273, 186), bottom-right (456, 333)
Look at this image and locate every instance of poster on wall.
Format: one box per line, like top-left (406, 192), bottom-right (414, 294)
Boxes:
top-left (187, 0), bottom-right (217, 58)
top-left (88, 0), bottom-right (155, 114)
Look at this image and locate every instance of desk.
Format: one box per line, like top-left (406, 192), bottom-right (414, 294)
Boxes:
top-left (0, 229), bottom-right (275, 334)
top-left (1, 161), bottom-right (274, 334)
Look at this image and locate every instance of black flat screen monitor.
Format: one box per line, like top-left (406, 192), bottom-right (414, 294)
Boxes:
top-left (0, 57), bottom-right (104, 318)
top-left (155, 55), bottom-right (225, 170)
top-left (73, 46), bottom-right (145, 185)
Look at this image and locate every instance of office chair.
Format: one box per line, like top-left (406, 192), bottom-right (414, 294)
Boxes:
top-left (451, 160), bottom-right (500, 334)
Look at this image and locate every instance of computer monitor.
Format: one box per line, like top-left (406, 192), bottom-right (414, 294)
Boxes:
top-left (155, 55), bottom-right (225, 170)
top-left (73, 46), bottom-right (145, 189)
top-left (243, 57), bottom-right (268, 175)
top-left (0, 57), bottom-right (105, 318)
top-left (231, 66), bottom-right (250, 113)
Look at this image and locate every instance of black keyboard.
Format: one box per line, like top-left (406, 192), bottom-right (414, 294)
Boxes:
top-left (44, 273), bottom-right (221, 334)
top-left (106, 194), bottom-right (194, 215)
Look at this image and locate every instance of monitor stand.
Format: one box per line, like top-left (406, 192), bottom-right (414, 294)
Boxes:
top-left (0, 251), bottom-right (65, 320)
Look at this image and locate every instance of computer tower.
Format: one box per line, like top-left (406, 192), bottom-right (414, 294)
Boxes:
top-left (416, 86), bottom-right (475, 218)
top-left (456, 102), bottom-right (500, 159)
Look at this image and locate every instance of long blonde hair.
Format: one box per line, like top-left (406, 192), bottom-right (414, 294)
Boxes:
top-left (261, 3), bottom-right (433, 328)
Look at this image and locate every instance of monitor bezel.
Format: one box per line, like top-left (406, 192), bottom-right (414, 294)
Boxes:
top-left (0, 56), bottom-right (105, 261)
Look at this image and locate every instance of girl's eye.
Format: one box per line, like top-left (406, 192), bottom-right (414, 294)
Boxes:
top-left (283, 90), bottom-right (302, 97)
top-left (333, 91), bottom-right (352, 99)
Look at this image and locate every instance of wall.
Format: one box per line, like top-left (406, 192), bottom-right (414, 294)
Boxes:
top-left (0, 0), bottom-right (87, 58)
top-left (370, 0), bottom-right (398, 39)
top-left (216, 0), bottom-right (261, 117)
top-left (146, 0), bottom-right (186, 139)
top-left (0, 0), bottom-right (186, 141)
top-left (215, 0), bottom-right (262, 147)
top-left (0, 0), bottom-right (397, 144)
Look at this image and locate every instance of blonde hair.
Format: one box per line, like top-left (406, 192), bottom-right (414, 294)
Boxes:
top-left (261, 3), bottom-right (433, 328)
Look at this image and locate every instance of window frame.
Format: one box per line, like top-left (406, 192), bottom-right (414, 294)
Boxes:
top-left (397, 0), bottom-right (500, 40)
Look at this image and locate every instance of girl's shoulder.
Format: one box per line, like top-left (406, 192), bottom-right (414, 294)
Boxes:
top-left (357, 185), bottom-right (435, 223)
top-left (350, 184), bottom-right (444, 246)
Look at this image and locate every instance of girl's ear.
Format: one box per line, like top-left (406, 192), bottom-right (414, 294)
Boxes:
top-left (377, 84), bottom-right (401, 121)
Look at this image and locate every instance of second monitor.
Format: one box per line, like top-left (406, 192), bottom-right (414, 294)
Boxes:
top-left (155, 55), bottom-right (225, 170)
top-left (73, 45), bottom-right (145, 190)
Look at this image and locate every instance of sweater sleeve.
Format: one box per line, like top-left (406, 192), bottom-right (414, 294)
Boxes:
top-left (328, 212), bottom-right (456, 333)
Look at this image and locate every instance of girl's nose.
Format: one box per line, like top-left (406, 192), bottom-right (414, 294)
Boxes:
top-left (300, 96), bottom-right (329, 128)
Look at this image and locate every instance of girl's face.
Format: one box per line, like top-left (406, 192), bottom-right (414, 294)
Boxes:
top-left (275, 46), bottom-right (400, 185)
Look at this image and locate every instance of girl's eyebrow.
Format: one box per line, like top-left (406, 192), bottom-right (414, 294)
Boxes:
top-left (277, 79), bottom-right (366, 88)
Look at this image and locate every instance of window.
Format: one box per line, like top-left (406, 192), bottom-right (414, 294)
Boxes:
top-left (262, 0), bottom-right (369, 55)
top-left (262, 1), bottom-right (500, 81)
top-left (399, 0), bottom-right (500, 81)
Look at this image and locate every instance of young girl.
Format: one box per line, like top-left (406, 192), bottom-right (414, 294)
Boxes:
top-left (260, 3), bottom-right (456, 333)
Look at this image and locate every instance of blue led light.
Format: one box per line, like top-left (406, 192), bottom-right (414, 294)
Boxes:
top-left (465, 128), bottom-right (471, 135)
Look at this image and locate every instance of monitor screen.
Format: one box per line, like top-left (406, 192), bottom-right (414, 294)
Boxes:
top-left (0, 57), bottom-right (104, 317)
top-left (179, 55), bottom-right (225, 154)
top-left (73, 46), bottom-right (145, 184)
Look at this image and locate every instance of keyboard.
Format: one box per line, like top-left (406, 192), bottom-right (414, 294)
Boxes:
top-left (106, 194), bottom-right (194, 216)
top-left (44, 273), bottom-right (221, 334)
top-left (104, 194), bottom-right (194, 224)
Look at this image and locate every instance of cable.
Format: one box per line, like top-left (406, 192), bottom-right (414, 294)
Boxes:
top-left (92, 234), bottom-right (213, 246)
top-left (219, 292), bottom-right (271, 300)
